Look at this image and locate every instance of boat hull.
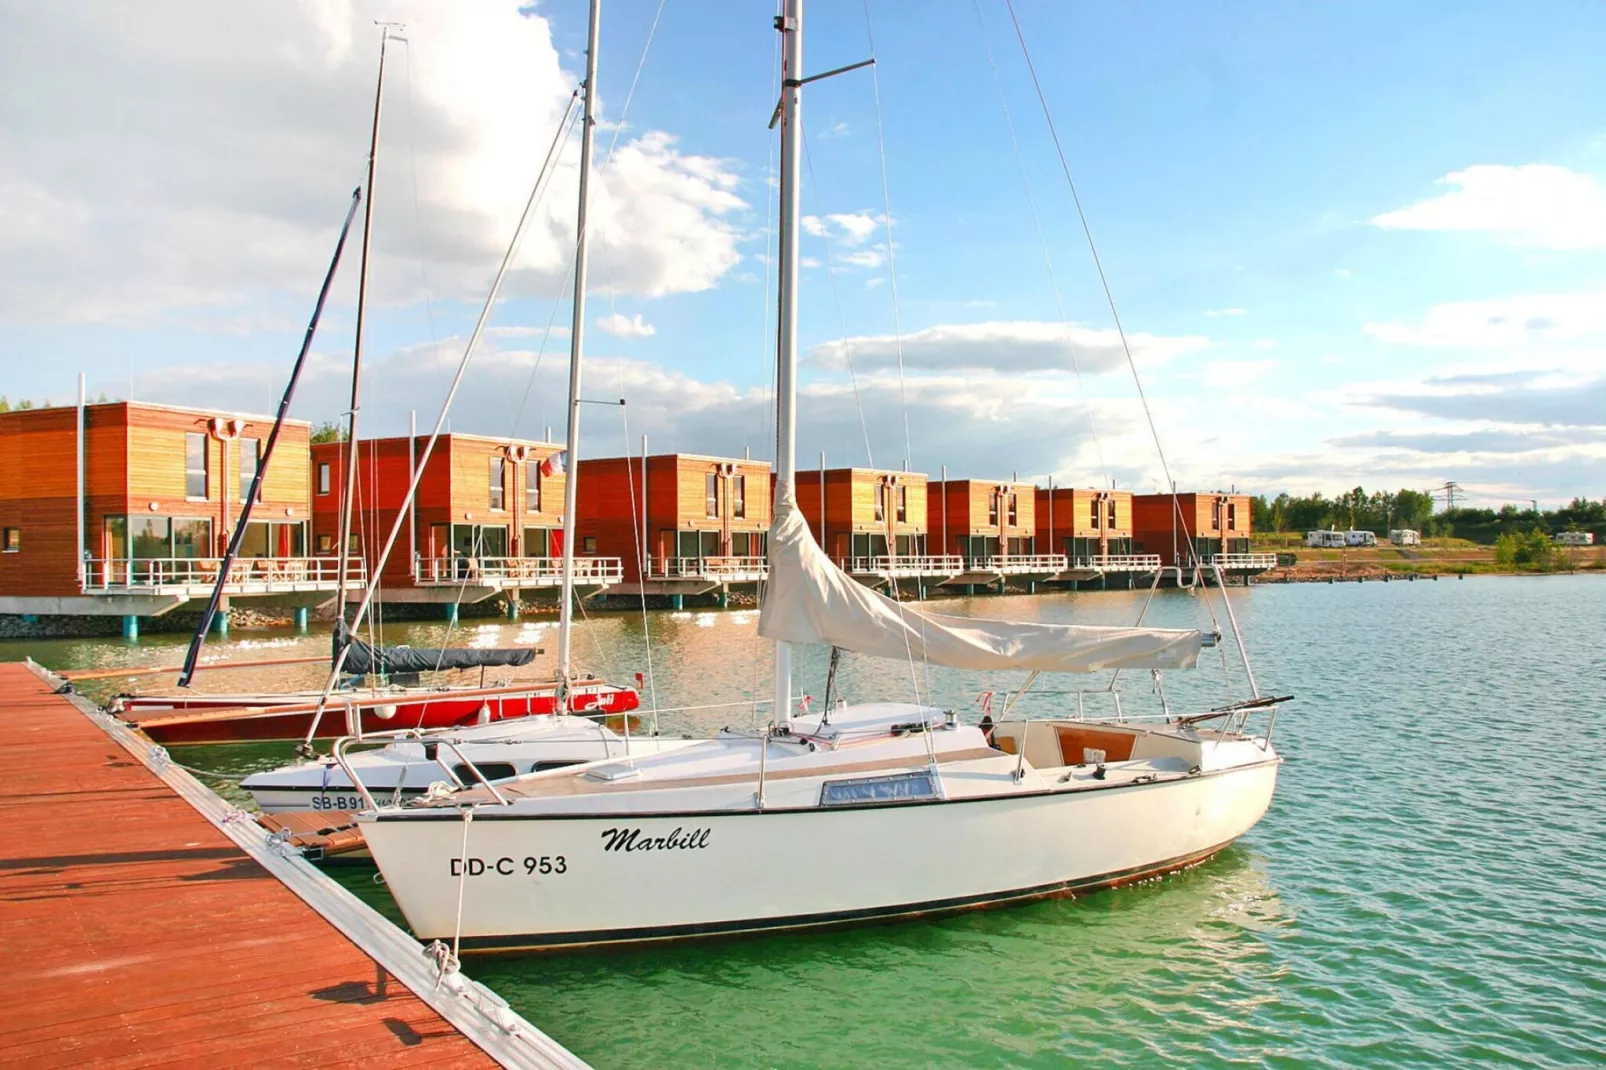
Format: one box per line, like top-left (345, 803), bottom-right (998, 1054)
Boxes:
top-left (124, 686), bottom-right (639, 745)
top-left (361, 757), bottom-right (1279, 950)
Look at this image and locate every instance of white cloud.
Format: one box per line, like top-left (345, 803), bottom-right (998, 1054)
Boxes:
top-left (801, 216), bottom-right (830, 238)
top-left (1369, 164), bottom-right (1606, 249)
top-left (595, 312), bottom-right (655, 338)
top-left (0, 2), bottom-right (747, 325)
top-left (826, 211), bottom-right (882, 246)
top-left (838, 248), bottom-right (887, 270)
top-left (810, 321), bottom-right (1211, 375)
top-left (1204, 308), bottom-right (1247, 318)
top-left (1364, 290), bottom-right (1606, 347)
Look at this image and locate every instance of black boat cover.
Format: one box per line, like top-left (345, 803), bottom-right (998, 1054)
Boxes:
top-left (333, 621), bottom-right (537, 675)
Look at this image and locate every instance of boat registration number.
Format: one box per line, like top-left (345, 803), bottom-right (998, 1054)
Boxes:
top-left (311, 794), bottom-right (364, 811)
top-left (449, 856), bottom-right (567, 876)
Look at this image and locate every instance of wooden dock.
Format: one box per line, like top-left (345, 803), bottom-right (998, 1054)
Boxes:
top-left (0, 662), bottom-right (583, 1069)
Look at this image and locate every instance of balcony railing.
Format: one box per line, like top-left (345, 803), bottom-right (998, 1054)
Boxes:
top-left (977, 554), bottom-right (1070, 574)
top-left (413, 556), bottom-right (623, 586)
top-left (1211, 553), bottom-right (1279, 570)
top-left (1068, 554), bottom-right (1163, 572)
top-left (83, 557), bottom-right (364, 593)
top-left (649, 556), bottom-right (769, 582)
top-left (843, 554), bottom-right (966, 577)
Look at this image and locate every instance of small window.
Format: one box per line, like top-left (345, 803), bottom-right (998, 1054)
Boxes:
top-left (897, 486), bottom-right (908, 523)
top-left (526, 461), bottom-right (541, 512)
top-left (185, 432), bottom-right (208, 499)
top-left (317, 533), bottom-right (333, 552)
top-left (239, 437), bottom-right (260, 502)
top-left (1007, 494), bottom-right (1018, 526)
top-left (820, 770), bottom-right (937, 807)
top-left (453, 762), bottom-right (518, 784)
top-left (1227, 503), bottom-right (1237, 531)
top-left (988, 492), bottom-right (1000, 526)
top-left (532, 760), bottom-right (583, 773)
top-left (2, 527), bottom-right (18, 553)
top-left (874, 483), bottom-right (886, 522)
top-left (347, 533), bottom-right (360, 553)
top-left (489, 457), bottom-right (506, 510)
top-left (1091, 500), bottom-right (1100, 527)
top-left (582, 535), bottom-right (598, 554)
top-left (705, 472), bottom-right (719, 517)
top-left (733, 475), bottom-right (746, 519)
top-left (317, 462), bottom-right (331, 495)
top-left (1107, 500), bottom-right (1117, 528)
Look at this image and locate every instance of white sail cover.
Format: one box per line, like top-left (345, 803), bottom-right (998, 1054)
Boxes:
top-left (758, 487), bottom-right (1211, 673)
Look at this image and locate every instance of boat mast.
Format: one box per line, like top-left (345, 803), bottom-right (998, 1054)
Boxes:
top-left (772, 0), bottom-right (804, 730)
top-left (556, 0), bottom-right (602, 708)
top-left (335, 25), bottom-right (395, 628)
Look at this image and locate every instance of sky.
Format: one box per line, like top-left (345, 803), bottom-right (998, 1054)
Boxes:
top-left (2, 0), bottom-right (1603, 507)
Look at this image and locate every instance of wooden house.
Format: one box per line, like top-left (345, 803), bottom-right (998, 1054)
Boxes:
top-left (0, 399), bottom-right (344, 633)
top-left (794, 468), bottom-right (959, 583)
top-left (575, 453), bottom-right (771, 593)
top-left (1035, 487), bottom-right (1156, 567)
top-left (310, 433), bottom-right (619, 604)
top-left (1131, 492), bottom-right (1266, 573)
top-left (927, 479), bottom-right (1060, 574)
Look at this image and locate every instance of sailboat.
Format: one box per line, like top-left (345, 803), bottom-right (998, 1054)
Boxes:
top-left (356, 0), bottom-right (1282, 952)
top-left (119, 24), bottom-right (639, 746)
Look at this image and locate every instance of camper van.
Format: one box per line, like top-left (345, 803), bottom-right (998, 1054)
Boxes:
top-left (1554, 531), bottom-right (1596, 546)
top-left (1306, 530), bottom-right (1348, 548)
top-left (1389, 529), bottom-right (1421, 546)
top-left (1345, 530), bottom-right (1378, 547)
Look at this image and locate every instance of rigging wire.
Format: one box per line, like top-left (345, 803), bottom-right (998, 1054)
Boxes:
top-left (859, 0), bottom-right (913, 474)
top-left (968, 0), bottom-right (1109, 484)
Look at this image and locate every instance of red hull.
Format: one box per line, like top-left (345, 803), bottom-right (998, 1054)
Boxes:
top-left (125, 685), bottom-right (639, 745)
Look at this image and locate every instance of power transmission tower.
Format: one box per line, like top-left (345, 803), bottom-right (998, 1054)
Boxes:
top-left (1433, 481), bottom-right (1461, 512)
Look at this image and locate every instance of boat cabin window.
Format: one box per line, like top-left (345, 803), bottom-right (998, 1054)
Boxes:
top-left (532, 760), bottom-right (583, 773)
top-left (453, 762), bottom-right (519, 783)
top-left (820, 770), bottom-right (937, 807)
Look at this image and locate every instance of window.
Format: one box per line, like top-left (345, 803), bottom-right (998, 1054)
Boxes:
top-left (1091, 500), bottom-right (1100, 527)
top-left (526, 462), bottom-right (541, 512)
top-left (347, 533), bottom-right (360, 553)
top-left (897, 486), bottom-right (908, 523)
top-left (988, 492), bottom-right (1000, 526)
top-left (821, 770), bottom-right (937, 807)
top-left (318, 533), bottom-right (333, 552)
top-left (453, 762), bottom-right (518, 784)
top-left (733, 475), bottom-right (746, 519)
top-left (582, 536), bottom-right (598, 554)
top-left (171, 518), bottom-right (211, 558)
top-left (185, 432), bottom-right (208, 499)
top-left (874, 484), bottom-right (887, 522)
top-left (1107, 500), bottom-right (1117, 528)
top-left (1, 527), bottom-right (18, 553)
top-left (317, 462), bottom-right (331, 495)
top-left (1227, 502), bottom-right (1237, 531)
top-left (523, 527), bottom-right (551, 557)
top-left (239, 437), bottom-right (260, 502)
top-left (489, 457), bottom-right (506, 510)
top-left (1007, 494), bottom-right (1018, 526)
top-left (705, 473), bottom-right (719, 517)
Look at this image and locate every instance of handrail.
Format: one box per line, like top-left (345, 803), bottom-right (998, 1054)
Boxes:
top-left (82, 556), bottom-right (364, 591)
top-left (413, 555), bottom-right (623, 585)
top-left (842, 554), bottom-right (965, 574)
top-left (1210, 552), bottom-right (1278, 569)
top-left (649, 556), bottom-right (769, 579)
top-left (981, 554), bottom-right (1069, 572)
top-left (332, 732), bottom-right (512, 811)
top-left (1068, 554), bottom-right (1163, 571)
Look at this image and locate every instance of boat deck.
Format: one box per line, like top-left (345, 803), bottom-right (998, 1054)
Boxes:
top-left (0, 662), bottom-right (564, 1068)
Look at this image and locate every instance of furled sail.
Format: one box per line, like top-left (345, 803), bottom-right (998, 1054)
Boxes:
top-left (758, 487), bottom-right (1213, 672)
top-left (333, 621), bottom-right (537, 675)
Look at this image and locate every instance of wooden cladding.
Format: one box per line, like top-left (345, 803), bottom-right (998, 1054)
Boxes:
top-left (1130, 492), bottom-right (1254, 567)
top-left (926, 480), bottom-right (1036, 549)
top-left (796, 468), bottom-right (928, 552)
top-left (1036, 488), bottom-right (1134, 543)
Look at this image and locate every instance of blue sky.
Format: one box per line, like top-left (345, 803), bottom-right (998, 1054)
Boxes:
top-left (2, 1), bottom-right (1602, 505)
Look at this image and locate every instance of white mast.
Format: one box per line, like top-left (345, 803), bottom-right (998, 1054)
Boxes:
top-left (772, 0), bottom-right (804, 730)
top-left (557, 0), bottom-right (602, 706)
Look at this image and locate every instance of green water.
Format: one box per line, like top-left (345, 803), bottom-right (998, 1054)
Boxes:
top-left (13, 576), bottom-right (1605, 1066)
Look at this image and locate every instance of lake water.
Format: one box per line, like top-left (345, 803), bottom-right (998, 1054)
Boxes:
top-left (12, 575), bottom-right (1604, 1067)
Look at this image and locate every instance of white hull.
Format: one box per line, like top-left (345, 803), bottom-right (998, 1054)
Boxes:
top-left (361, 747), bottom-right (1278, 950)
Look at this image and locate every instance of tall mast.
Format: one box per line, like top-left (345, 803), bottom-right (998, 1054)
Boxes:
top-left (772, 0), bottom-right (803, 729)
top-left (557, 0), bottom-right (602, 704)
top-left (335, 26), bottom-right (393, 625)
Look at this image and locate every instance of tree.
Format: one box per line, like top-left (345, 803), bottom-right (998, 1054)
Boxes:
top-left (310, 420), bottom-right (349, 444)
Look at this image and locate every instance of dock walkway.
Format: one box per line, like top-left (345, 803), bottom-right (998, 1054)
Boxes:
top-left (0, 662), bottom-right (580, 1068)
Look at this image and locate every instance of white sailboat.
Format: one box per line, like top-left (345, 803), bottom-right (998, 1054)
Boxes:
top-left (357, 0), bottom-right (1282, 953)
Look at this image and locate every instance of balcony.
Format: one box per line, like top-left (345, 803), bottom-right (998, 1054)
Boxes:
top-left (83, 557), bottom-right (364, 597)
top-left (843, 554), bottom-right (966, 579)
top-left (1211, 553), bottom-right (1279, 571)
top-left (980, 554), bottom-right (1070, 574)
top-left (648, 556), bottom-right (769, 583)
top-left (1069, 554), bottom-right (1163, 573)
top-left (413, 556), bottom-right (623, 588)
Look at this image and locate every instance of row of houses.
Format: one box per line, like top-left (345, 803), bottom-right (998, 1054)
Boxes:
top-left (0, 400), bottom-right (1271, 629)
